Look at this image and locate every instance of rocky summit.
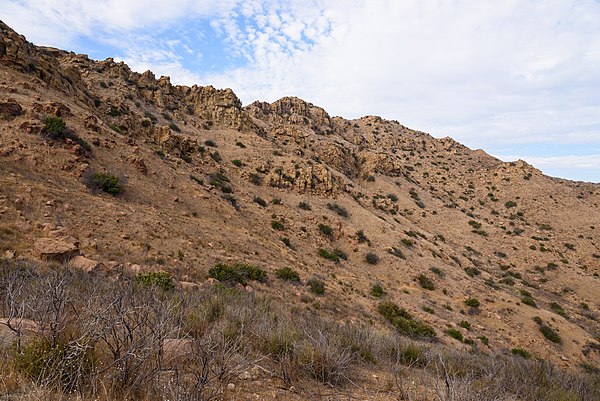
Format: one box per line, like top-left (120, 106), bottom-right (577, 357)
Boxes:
top-left (0, 20), bottom-right (599, 400)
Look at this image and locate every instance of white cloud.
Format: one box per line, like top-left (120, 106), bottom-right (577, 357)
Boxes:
top-left (2, 0), bottom-right (600, 181)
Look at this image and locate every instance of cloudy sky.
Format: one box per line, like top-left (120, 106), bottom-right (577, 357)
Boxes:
top-left (2, 0), bottom-right (599, 182)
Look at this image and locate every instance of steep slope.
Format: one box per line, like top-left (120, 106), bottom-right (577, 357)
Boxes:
top-left (1, 18), bottom-right (599, 381)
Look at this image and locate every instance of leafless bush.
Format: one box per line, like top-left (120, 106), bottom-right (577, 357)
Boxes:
top-left (1, 259), bottom-right (598, 400)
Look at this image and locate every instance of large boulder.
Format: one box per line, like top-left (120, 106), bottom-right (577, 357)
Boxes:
top-left (0, 98), bottom-right (22, 120)
top-left (33, 236), bottom-right (79, 262)
top-left (68, 255), bottom-right (105, 273)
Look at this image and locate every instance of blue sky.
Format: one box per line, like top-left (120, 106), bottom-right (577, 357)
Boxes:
top-left (2, 0), bottom-right (599, 183)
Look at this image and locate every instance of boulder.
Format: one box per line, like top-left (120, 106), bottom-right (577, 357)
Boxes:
top-left (33, 236), bottom-right (79, 262)
top-left (69, 255), bottom-right (105, 273)
top-left (0, 98), bottom-right (22, 120)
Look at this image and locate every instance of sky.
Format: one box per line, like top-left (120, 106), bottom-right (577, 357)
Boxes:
top-left (1, 0), bottom-right (599, 183)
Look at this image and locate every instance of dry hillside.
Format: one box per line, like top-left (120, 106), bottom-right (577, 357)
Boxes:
top-left (1, 20), bottom-right (599, 400)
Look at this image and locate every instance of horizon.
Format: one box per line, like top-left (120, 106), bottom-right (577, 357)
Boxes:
top-left (1, 0), bottom-right (599, 183)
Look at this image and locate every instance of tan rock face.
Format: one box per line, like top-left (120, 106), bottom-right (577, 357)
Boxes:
top-left (34, 236), bottom-right (79, 262)
top-left (181, 85), bottom-right (256, 130)
top-left (246, 96), bottom-right (333, 134)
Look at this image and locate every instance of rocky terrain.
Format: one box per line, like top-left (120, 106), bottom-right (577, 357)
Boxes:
top-left (1, 20), bottom-right (599, 400)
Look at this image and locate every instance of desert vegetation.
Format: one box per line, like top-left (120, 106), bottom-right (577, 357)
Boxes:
top-left (1, 260), bottom-right (598, 400)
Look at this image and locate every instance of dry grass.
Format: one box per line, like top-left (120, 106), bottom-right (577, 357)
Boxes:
top-left (0, 259), bottom-right (598, 400)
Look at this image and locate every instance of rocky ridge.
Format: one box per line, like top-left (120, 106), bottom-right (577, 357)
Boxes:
top-left (1, 18), bottom-right (600, 386)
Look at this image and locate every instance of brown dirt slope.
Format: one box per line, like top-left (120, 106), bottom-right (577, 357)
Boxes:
top-left (1, 19), bottom-right (599, 374)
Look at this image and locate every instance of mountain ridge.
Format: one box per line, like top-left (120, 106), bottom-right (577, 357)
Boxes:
top-left (1, 19), bottom-right (599, 399)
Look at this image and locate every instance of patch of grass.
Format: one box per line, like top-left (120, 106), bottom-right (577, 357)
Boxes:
top-left (318, 248), bottom-right (340, 262)
top-left (549, 302), bottom-right (568, 318)
top-left (370, 283), bottom-right (386, 298)
top-left (401, 238), bottom-right (414, 247)
top-left (378, 301), bottom-right (436, 339)
top-left (85, 171), bottom-right (122, 195)
top-left (416, 274), bottom-right (435, 290)
top-left (539, 325), bottom-right (562, 344)
top-left (209, 151), bottom-right (222, 162)
top-left (511, 348), bottom-right (530, 359)
top-left (298, 201), bottom-right (311, 210)
top-left (135, 271), bottom-right (174, 291)
top-left (271, 220), bottom-right (284, 230)
top-left (464, 267), bottom-right (481, 277)
top-left (505, 200), bottom-right (517, 208)
top-left (459, 321), bottom-right (471, 330)
top-left (356, 229), bottom-right (369, 244)
top-left (468, 220), bottom-right (482, 229)
top-left (388, 247), bottom-right (405, 259)
top-left (327, 203), bottom-right (349, 218)
top-left (307, 277), bottom-right (325, 295)
top-left (208, 262), bottom-right (268, 285)
top-left (429, 267), bottom-right (444, 277)
top-left (318, 224), bottom-right (333, 238)
top-left (276, 267), bottom-right (300, 282)
top-left (365, 252), bottom-right (379, 265)
top-left (232, 159), bottom-right (243, 167)
top-left (249, 173), bottom-right (262, 185)
top-left (253, 196), bottom-right (267, 207)
top-left (446, 328), bottom-right (464, 342)
top-left (280, 237), bottom-right (291, 247)
top-left (464, 298), bottom-right (480, 308)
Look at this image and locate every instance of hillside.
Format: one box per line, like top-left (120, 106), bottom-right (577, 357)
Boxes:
top-left (1, 20), bottom-right (599, 400)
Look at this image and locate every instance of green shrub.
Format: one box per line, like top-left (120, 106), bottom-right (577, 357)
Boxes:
top-left (370, 283), bottom-right (386, 298)
top-left (276, 267), bottom-right (300, 282)
top-left (464, 298), bottom-right (480, 308)
top-left (235, 141), bottom-right (246, 148)
top-left (14, 337), bottom-right (95, 391)
top-left (539, 325), bottom-right (562, 344)
top-left (377, 301), bottom-right (436, 338)
top-left (365, 252), bottom-right (379, 265)
top-left (249, 173), bottom-right (262, 185)
top-left (429, 267), bottom-right (444, 277)
top-left (280, 237), bottom-right (291, 247)
top-left (549, 302), bottom-right (568, 318)
top-left (298, 201), bottom-right (311, 210)
top-left (208, 263), bottom-right (268, 285)
top-left (446, 328), bottom-right (464, 341)
top-left (43, 116), bottom-right (67, 138)
top-left (135, 271), bottom-right (174, 291)
top-left (253, 196), bottom-right (267, 207)
top-left (85, 171), bottom-right (122, 195)
top-left (468, 220), bottom-right (482, 229)
top-left (356, 229), bottom-right (369, 244)
top-left (327, 203), bottom-right (349, 218)
top-left (232, 159), bottom-right (243, 167)
top-left (204, 139), bottom-right (217, 147)
top-left (318, 248), bottom-right (340, 262)
top-left (477, 335), bottom-right (489, 346)
top-left (271, 220), bottom-right (284, 230)
top-left (318, 223), bottom-right (333, 238)
top-left (416, 274), bottom-right (435, 290)
top-left (388, 247), bottom-right (405, 259)
top-left (307, 277), bottom-right (325, 295)
top-left (209, 151), bottom-right (222, 162)
top-left (464, 267), bottom-right (481, 277)
top-left (511, 348), bottom-right (530, 359)
top-left (533, 316), bottom-right (543, 325)
top-left (401, 238), bottom-right (414, 247)
top-left (459, 320), bottom-right (471, 330)
top-left (505, 200), bottom-right (517, 208)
